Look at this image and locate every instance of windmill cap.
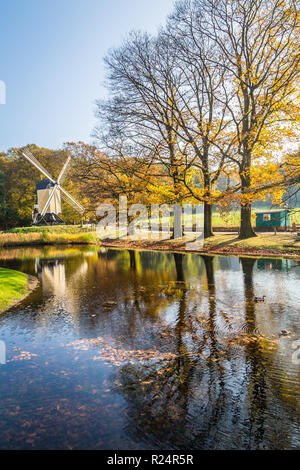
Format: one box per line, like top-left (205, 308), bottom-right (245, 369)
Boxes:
top-left (36, 179), bottom-right (55, 190)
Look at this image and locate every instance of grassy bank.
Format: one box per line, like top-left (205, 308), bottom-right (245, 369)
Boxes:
top-left (102, 233), bottom-right (300, 258)
top-left (6, 225), bottom-right (95, 234)
top-left (0, 225), bottom-right (98, 247)
top-left (1, 225), bottom-right (300, 257)
top-left (0, 268), bottom-right (30, 312)
top-left (203, 233), bottom-right (300, 256)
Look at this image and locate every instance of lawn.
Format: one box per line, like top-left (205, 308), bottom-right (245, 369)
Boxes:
top-left (102, 232), bottom-right (300, 258)
top-left (203, 233), bottom-right (300, 254)
top-left (136, 207), bottom-right (300, 228)
top-left (0, 267), bottom-right (28, 312)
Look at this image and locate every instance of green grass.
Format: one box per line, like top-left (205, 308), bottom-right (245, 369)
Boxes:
top-left (156, 207), bottom-right (300, 228)
top-left (7, 225), bottom-right (96, 234)
top-left (136, 207), bottom-right (300, 228)
top-left (212, 210), bottom-right (241, 227)
top-left (203, 233), bottom-right (300, 254)
top-left (0, 267), bottom-right (28, 312)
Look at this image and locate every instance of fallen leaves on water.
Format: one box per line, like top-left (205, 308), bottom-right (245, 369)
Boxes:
top-left (67, 337), bottom-right (177, 367)
top-left (9, 351), bottom-right (38, 362)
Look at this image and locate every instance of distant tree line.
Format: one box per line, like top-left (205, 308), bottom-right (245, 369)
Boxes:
top-left (0, 145), bottom-right (92, 229)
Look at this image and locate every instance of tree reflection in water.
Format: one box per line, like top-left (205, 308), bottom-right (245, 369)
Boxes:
top-left (0, 247), bottom-right (300, 449)
top-left (240, 257), bottom-right (266, 449)
top-left (113, 253), bottom-right (300, 449)
top-left (114, 255), bottom-right (229, 449)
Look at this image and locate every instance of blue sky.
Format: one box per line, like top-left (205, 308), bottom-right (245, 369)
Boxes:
top-left (0, 0), bottom-right (175, 152)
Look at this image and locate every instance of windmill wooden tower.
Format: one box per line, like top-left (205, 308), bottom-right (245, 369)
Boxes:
top-left (21, 150), bottom-right (84, 225)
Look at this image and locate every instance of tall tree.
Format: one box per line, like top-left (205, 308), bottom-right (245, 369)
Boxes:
top-left (164, 14), bottom-right (232, 237)
top-left (96, 30), bottom-right (232, 237)
top-left (95, 32), bottom-right (189, 213)
top-left (175, 0), bottom-right (300, 238)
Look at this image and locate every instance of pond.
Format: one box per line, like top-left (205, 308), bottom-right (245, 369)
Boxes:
top-left (0, 245), bottom-right (299, 450)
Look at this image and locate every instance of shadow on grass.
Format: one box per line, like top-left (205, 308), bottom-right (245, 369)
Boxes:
top-left (204, 236), bottom-right (241, 249)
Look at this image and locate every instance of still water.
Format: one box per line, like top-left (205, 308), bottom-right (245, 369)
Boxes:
top-left (0, 245), bottom-right (299, 450)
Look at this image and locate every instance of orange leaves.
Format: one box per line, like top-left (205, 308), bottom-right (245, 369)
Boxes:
top-left (68, 336), bottom-right (177, 367)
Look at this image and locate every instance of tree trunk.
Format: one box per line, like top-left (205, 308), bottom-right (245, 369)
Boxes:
top-left (240, 257), bottom-right (256, 332)
top-left (128, 250), bottom-right (136, 270)
top-left (202, 167), bottom-right (214, 239)
top-left (239, 162), bottom-right (256, 239)
top-left (171, 204), bottom-right (182, 239)
top-left (239, 203), bottom-right (256, 239)
top-left (204, 202), bottom-right (214, 238)
top-left (173, 252), bottom-right (184, 282)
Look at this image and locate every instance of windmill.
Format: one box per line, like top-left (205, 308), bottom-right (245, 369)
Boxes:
top-left (20, 149), bottom-right (85, 225)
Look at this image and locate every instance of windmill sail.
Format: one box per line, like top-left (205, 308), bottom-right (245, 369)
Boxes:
top-left (57, 156), bottom-right (72, 184)
top-left (59, 185), bottom-right (85, 214)
top-left (22, 150), bottom-right (56, 183)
